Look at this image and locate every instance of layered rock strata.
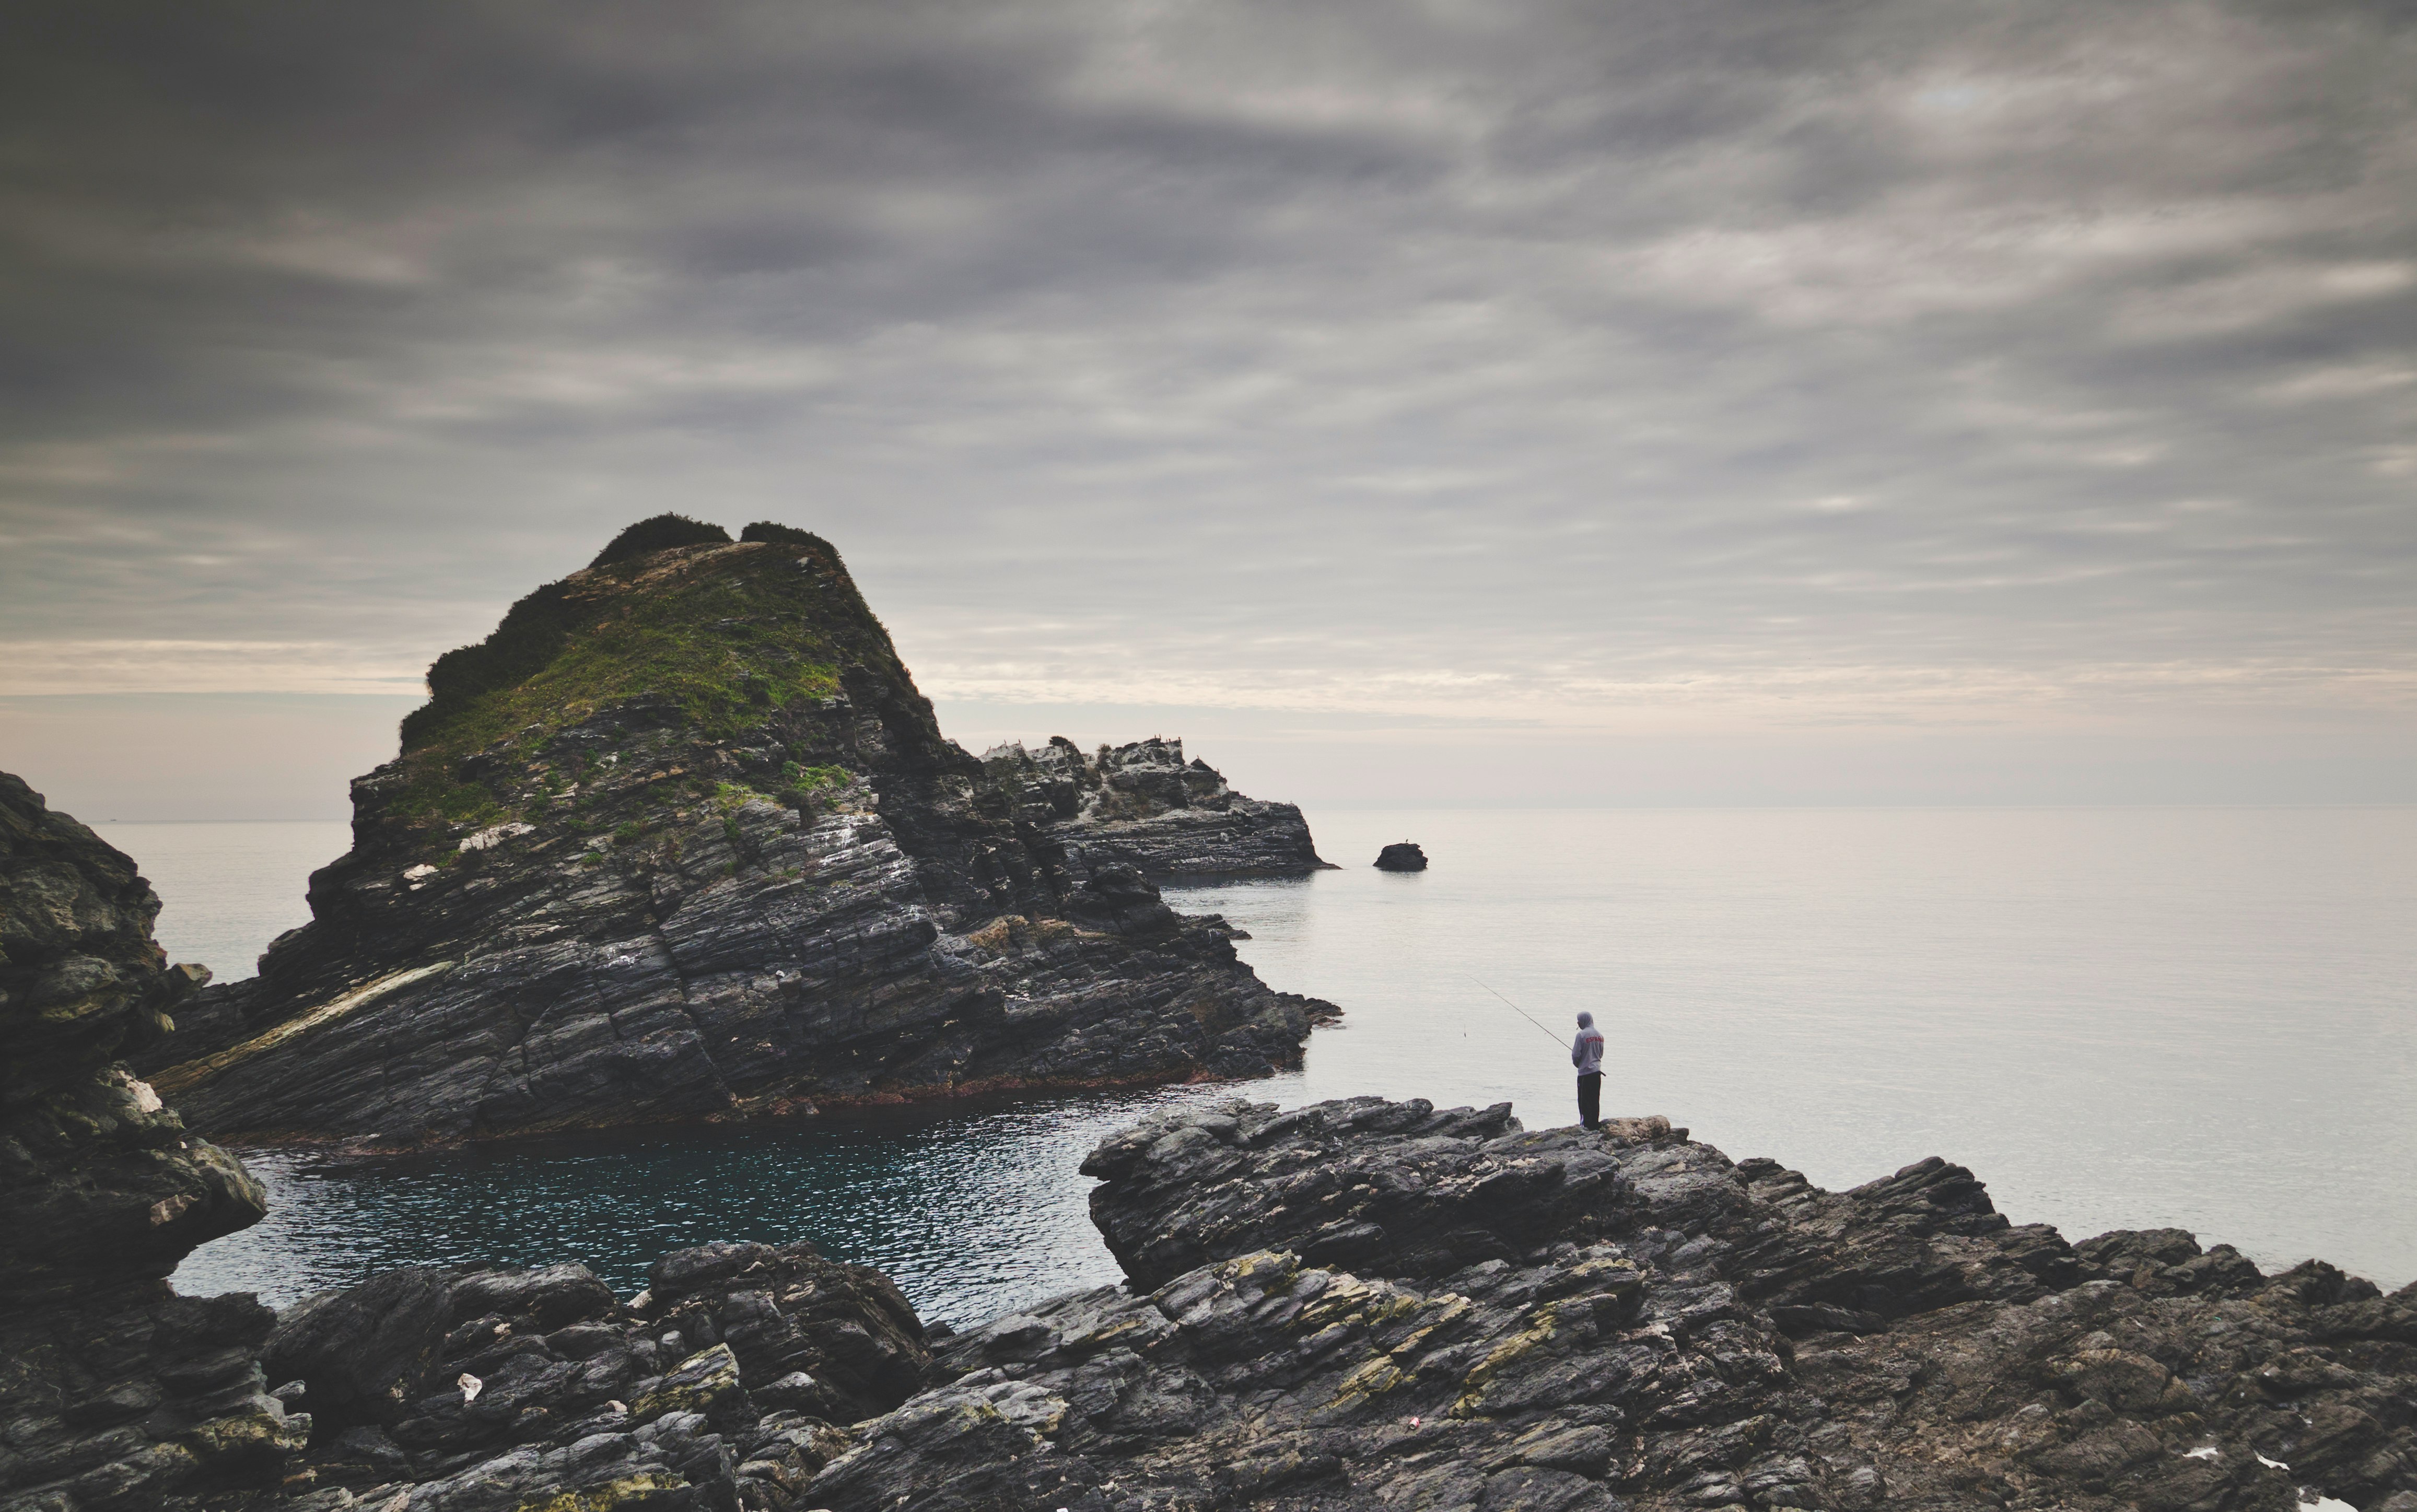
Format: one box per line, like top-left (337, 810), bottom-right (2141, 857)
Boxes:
top-left (59, 1086), bottom-right (2413, 1512)
top-left (256, 1239), bottom-right (930, 1510)
top-left (136, 520), bottom-right (1329, 1144)
top-left (0, 772), bottom-right (306, 1510)
top-left (981, 737), bottom-right (1333, 880)
top-left (800, 1096), bottom-right (2417, 1512)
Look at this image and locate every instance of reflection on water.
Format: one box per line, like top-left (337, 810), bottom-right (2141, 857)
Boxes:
top-left (177, 1081), bottom-right (1295, 1325)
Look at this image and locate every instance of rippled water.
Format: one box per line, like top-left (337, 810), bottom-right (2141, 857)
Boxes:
top-left (144, 806), bottom-right (2417, 1320)
top-left (170, 1085), bottom-right (1284, 1326)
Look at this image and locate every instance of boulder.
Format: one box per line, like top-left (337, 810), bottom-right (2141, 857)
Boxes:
top-left (1374, 840), bottom-right (1428, 871)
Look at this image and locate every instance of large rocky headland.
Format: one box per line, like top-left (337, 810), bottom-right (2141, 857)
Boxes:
top-left (127, 517), bottom-right (1333, 1146)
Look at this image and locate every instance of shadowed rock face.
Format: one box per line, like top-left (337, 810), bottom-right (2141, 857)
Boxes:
top-left (0, 772), bottom-right (306, 1510)
top-left (134, 530), bottom-right (1330, 1145)
top-left (801, 1096), bottom-right (2417, 1512)
top-left (981, 737), bottom-right (1333, 880)
top-left (1374, 841), bottom-right (1427, 871)
top-left (256, 1239), bottom-right (932, 1509)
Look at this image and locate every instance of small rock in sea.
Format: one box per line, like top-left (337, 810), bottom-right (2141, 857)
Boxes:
top-left (1374, 841), bottom-right (1428, 871)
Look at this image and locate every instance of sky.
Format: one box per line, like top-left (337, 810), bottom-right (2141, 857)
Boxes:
top-left (3, 0), bottom-right (2413, 819)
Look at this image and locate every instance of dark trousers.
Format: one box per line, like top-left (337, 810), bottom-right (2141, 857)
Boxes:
top-left (1577, 1072), bottom-right (1603, 1129)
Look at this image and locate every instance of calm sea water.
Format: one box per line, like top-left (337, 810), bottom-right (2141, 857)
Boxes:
top-left (95, 820), bottom-right (352, 983)
top-left (120, 808), bottom-right (2416, 1322)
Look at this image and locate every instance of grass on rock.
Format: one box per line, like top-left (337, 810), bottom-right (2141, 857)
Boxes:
top-left (389, 536), bottom-right (855, 837)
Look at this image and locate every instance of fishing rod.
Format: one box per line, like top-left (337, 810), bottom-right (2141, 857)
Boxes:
top-left (1466, 975), bottom-right (1567, 1049)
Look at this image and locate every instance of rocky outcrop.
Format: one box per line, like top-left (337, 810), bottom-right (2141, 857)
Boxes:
top-left (256, 1239), bottom-right (931, 1510)
top-left (800, 1095), bottom-right (2417, 1512)
top-left (30, 1063), bottom-right (2401, 1512)
top-left (981, 736), bottom-right (1333, 880)
top-left (134, 519), bottom-right (1330, 1145)
top-left (0, 772), bottom-right (307, 1510)
top-left (1374, 840), bottom-right (1428, 871)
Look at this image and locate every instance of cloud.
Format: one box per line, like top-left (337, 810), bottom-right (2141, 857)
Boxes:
top-left (0, 0), bottom-right (2411, 799)
top-left (0, 641), bottom-right (425, 696)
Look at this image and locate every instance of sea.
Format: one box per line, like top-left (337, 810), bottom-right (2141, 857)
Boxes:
top-left (109, 808), bottom-right (2416, 1328)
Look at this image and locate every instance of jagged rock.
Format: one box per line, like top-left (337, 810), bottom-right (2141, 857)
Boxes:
top-left (258, 1239), bottom-right (929, 1507)
top-left (635, 1239), bottom-right (929, 1424)
top-left (980, 736), bottom-right (1334, 878)
top-left (1374, 841), bottom-right (1428, 871)
top-left (0, 772), bottom-right (305, 1510)
top-left (133, 523), bottom-right (1333, 1144)
top-left (799, 1095), bottom-right (2417, 1512)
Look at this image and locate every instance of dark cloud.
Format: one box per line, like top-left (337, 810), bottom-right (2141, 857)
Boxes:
top-left (1, 0), bottom-right (2411, 800)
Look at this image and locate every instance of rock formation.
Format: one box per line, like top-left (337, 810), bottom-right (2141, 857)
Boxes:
top-left (981, 737), bottom-right (1333, 880)
top-left (44, 1078), bottom-right (2409, 1511)
top-left (0, 772), bottom-right (308, 1510)
top-left (134, 519), bottom-right (1330, 1145)
top-left (256, 1239), bottom-right (931, 1510)
top-left (798, 1096), bottom-right (2417, 1512)
top-left (1374, 841), bottom-right (1428, 871)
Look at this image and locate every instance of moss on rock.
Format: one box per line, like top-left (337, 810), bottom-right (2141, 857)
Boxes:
top-left (391, 524), bottom-right (853, 837)
top-left (630, 1342), bottom-right (746, 1425)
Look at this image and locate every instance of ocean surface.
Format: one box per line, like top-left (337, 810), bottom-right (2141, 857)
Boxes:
top-left (97, 819), bottom-right (353, 984)
top-left (110, 808), bottom-right (2417, 1325)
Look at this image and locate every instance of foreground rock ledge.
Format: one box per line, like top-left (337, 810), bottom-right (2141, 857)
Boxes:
top-left (142, 1094), bottom-right (2416, 1511)
top-left (813, 1096), bottom-right (2417, 1512)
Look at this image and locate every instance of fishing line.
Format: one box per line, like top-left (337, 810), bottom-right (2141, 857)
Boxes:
top-left (1465, 975), bottom-right (1566, 1048)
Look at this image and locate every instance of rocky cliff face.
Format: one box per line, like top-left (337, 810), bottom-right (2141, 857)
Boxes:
top-left (0, 772), bottom-right (307, 1510)
top-left (981, 736), bottom-right (1332, 880)
top-left (800, 1096), bottom-right (2417, 1512)
top-left (134, 520), bottom-right (1328, 1145)
top-left (52, 1083), bottom-right (2412, 1511)
top-left (253, 1239), bottom-right (932, 1510)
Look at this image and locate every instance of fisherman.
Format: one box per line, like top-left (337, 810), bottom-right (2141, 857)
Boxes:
top-left (1572, 1010), bottom-right (1606, 1130)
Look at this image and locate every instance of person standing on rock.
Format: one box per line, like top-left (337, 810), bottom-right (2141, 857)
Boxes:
top-left (1572, 1011), bottom-right (1606, 1130)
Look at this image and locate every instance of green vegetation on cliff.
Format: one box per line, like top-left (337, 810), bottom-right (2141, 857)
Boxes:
top-left (389, 521), bottom-right (862, 832)
top-left (589, 513), bottom-right (731, 567)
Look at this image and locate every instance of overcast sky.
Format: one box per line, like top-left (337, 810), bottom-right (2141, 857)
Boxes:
top-left (3, 0), bottom-right (2412, 818)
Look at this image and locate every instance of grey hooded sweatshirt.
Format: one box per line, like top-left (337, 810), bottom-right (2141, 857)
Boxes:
top-left (1571, 1011), bottom-right (1605, 1076)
